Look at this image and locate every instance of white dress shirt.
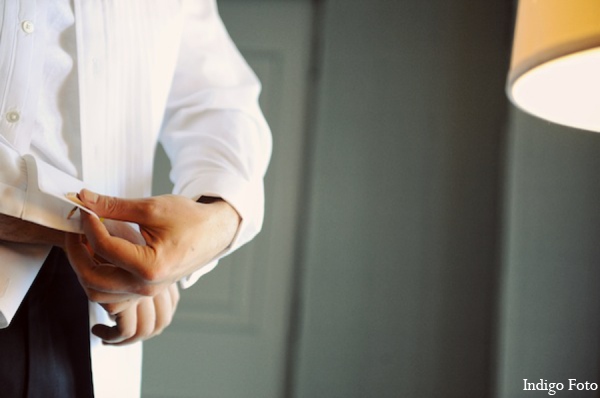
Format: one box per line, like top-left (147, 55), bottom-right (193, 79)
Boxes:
top-left (0, 1), bottom-right (271, 397)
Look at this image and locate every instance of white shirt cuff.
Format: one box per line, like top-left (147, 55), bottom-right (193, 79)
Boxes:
top-left (22, 154), bottom-right (97, 233)
top-left (0, 153), bottom-right (94, 328)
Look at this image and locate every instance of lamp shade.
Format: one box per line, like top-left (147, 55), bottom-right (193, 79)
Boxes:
top-left (507, 0), bottom-right (600, 132)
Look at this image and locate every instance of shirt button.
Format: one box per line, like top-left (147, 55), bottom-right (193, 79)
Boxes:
top-left (6, 111), bottom-right (20, 123)
top-left (21, 20), bottom-right (34, 34)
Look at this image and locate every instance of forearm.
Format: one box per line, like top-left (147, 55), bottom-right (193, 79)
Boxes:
top-left (0, 213), bottom-right (65, 248)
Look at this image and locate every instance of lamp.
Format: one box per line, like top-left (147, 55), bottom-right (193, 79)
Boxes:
top-left (507, 0), bottom-right (600, 132)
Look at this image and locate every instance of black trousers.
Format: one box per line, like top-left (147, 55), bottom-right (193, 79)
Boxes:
top-left (0, 248), bottom-right (94, 398)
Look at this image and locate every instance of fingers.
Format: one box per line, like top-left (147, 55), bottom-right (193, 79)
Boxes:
top-left (79, 213), bottom-right (162, 284)
top-left (99, 296), bottom-right (136, 315)
top-left (93, 284), bottom-right (179, 346)
top-left (153, 283), bottom-right (179, 333)
top-left (79, 189), bottom-right (151, 224)
top-left (65, 233), bottom-right (161, 297)
top-left (92, 303), bottom-right (138, 345)
top-left (117, 298), bottom-right (157, 345)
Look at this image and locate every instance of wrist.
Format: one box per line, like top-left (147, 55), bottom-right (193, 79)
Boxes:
top-left (0, 213), bottom-right (66, 248)
top-left (195, 196), bottom-right (241, 250)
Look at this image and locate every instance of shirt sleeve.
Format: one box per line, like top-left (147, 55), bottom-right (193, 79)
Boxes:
top-left (0, 137), bottom-right (94, 328)
top-left (0, 137), bottom-right (30, 220)
top-left (160, 0), bottom-right (272, 287)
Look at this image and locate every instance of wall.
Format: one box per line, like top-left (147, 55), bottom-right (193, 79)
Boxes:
top-left (496, 109), bottom-right (600, 397)
top-left (292, 1), bottom-right (511, 397)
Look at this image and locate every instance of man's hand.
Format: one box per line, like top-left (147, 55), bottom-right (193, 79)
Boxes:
top-left (0, 210), bottom-right (182, 345)
top-left (65, 220), bottom-right (147, 313)
top-left (65, 189), bottom-right (240, 298)
top-left (92, 283), bottom-right (180, 345)
top-left (65, 215), bottom-right (183, 345)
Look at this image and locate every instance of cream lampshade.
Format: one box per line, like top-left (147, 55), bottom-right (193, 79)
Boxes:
top-left (507, 0), bottom-right (600, 132)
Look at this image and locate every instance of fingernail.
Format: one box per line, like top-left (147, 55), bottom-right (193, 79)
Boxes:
top-left (82, 189), bottom-right (99, 204)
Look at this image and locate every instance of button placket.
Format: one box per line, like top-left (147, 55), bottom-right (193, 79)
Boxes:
top-left (1, 2), bottom-right (44, 152)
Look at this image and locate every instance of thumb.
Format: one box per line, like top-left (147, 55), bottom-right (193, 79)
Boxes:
top-left (79, 189), bottom-right (144, 223)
